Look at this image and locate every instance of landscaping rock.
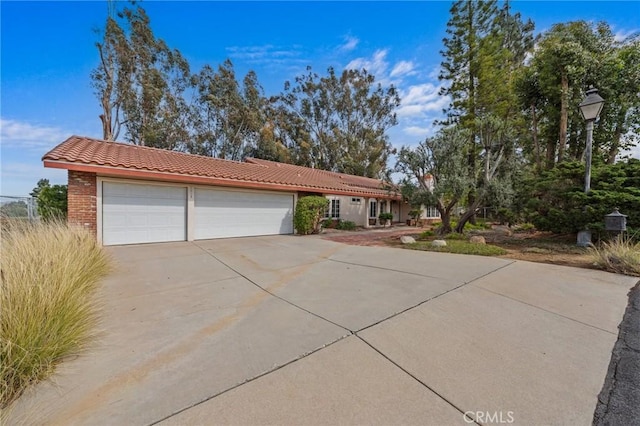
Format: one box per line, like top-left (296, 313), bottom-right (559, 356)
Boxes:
top-left (400, 236), bottom-right (416, 244)
top-left (469, 236), bottom-right (486, 245)
top-left (432, 239), bottom-right (447, 247)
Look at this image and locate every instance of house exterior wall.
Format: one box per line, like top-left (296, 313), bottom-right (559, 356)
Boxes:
top-left (325, 194), bottom-right (367, 226)
top-left (68, 170), bottom-right (97, 235)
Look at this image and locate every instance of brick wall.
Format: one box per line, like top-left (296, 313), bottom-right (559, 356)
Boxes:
top-left (68, 170), bottom-right (97, 235)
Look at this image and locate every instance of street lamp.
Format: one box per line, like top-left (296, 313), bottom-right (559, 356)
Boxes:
top-left (578, 86), bottom-right (605, 193)
top-left (576, 86), bottom-right (605, 247)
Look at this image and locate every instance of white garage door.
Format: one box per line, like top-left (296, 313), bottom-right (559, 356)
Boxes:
top-left (195, 188), bottom-right (294, 239)
top-left (102, 182), bottom-right (187, 246)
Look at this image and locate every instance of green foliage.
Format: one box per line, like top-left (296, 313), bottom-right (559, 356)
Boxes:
top-left (336, 220), bottom-right (357, 231)
top-left (419, 230), bottom-right (435, 239)
top-left (445, 232), bottom-right (466, 240)
top-left (513, 223), bottom-right (536, 233)
top-left (408, 209), bottom-right (422, 220)
top-left (522, 160), bottom-right (640, 235)
top-left (379, 212), bottom-right (393, 222)
top-left (92, 4), bottom-right (192, 146)
top-left (1, 221), bottom-right (111, 408)
top-left (272, 66), bottom-right (400, 178)
top-left (0, 201), bottom-right (28, 218)
top-left (294, 196), bottom-right (329, 235)
top-left (588, 235), bottom-right (640, 276)
top-left (407, 240), bottom-right (507, 256)
top-left (396, 125), bottom-right (472, 234)
top-left (321, 218), bottom-right (336, 229)
top-left (31, 180), bottom-right (67, 221)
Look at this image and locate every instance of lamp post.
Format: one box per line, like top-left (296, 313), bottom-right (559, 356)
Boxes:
top-left (576, 87), bottom-right (605, 247)
top-left (578, 86), bottom-right (605, 193)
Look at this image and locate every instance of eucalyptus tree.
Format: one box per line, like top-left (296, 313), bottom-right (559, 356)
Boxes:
top-left (190, 60), bottom-right (265, 160)
top-left (272, 66), bottom-right (400, 178)
top-left (92, 3), bottom-right (192, 148)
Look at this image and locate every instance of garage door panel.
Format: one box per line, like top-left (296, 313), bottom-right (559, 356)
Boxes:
top-left (194, 188), bottom-right (293, 240)
top-left (102, 182), bottom-right (186, 246)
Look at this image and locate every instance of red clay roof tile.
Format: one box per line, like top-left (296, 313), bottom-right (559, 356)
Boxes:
top-left (43, 136), bottom-right (399, 198)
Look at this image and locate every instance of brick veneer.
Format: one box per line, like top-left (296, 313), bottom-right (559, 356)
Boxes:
top-left (68, 170), bottom-right (97, 235)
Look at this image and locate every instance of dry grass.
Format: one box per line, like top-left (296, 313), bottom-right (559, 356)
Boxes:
top-left (0, 221), bottom-right (111, 409)
top-left (588, 235), bottom-right (640, 276)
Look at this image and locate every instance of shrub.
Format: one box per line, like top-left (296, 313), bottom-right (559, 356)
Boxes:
top-left (407, 240), bottom-right (507, 256)
top-left (513, 223), bottom-right (536, 233)
top-left (0, 221), bottom-right (111, 408)
top-left (445, 232), bottom-right (466, 240)
top-left (419, 230), bottom-right (435, 239)
top-left (522, 160), bottom-right (640, 235)
top-left (294, 196), bottom-right (329, 235)
top-left (588, 235), bottom-right (640, 276)
top-left (336, 220), bottom-right (357, 230)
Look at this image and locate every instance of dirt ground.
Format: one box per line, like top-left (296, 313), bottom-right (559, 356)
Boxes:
top-left (321, 225), bottom-right (596, 270)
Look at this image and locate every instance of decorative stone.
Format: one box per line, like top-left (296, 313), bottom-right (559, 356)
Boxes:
top-left (400, 235), bottom-right (416, 244)
top-left (469, 235), bottom-right (486, 245)
top-left (432, 239), bottom-right (447, 247)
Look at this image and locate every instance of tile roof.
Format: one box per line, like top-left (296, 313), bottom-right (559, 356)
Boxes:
top-left (43, 136), bottom-right (399, 198)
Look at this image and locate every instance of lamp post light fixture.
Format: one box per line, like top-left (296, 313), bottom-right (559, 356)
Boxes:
top-left (576, 86), bottom-right (605, 247)
top-left (578, 86), bottom-right (605, 193)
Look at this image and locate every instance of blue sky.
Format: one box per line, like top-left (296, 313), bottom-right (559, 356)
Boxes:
top-left (1, 1), bottom-right (639, 196)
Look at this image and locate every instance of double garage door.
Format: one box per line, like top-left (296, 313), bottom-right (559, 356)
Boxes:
top-left (102, 182), bottom-right (294, 246)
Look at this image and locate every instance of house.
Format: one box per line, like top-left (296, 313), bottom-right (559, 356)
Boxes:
top-left (43, 136), bottom-right (403, 245)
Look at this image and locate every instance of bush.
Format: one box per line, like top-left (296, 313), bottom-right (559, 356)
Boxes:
top-left (407, 240), bottom-right (507, 256)
top-left (294, 196), bottom-right (329, 235)
top-left (513, 223), bottom-right (536, 233)
top-left (336, 220), bottom-right (356, 230)
top-left (522, 160), bottom-right (640, 235)
top-left (419, 230), bottom-right (435, 239)
top-left (588, 235), bottom-right (640, 276)
top-left (0, 221), bottom-right (111, 408)
top-left (445, 232), bottom-right (466, 240)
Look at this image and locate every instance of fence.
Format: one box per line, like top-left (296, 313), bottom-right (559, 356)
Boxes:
top-left (0, 196), bottom-right (39, 220)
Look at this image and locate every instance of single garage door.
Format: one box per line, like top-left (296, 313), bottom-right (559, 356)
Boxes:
top-left (194, 188), bottom-right (294, 239)
top-left (102, 182), bottom-right (187, 246)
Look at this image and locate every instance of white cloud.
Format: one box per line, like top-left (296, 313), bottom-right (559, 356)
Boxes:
top-left (0, 118), bottom-right (68, 150)
top-left (396, 83), bottom-right (449, 118)
top-left (339, 36), bottom-right (359, 52)
top-left (390, 60), bottom-right (415, 78)
top-left (403, 126), bottom-right (433, 137)
top-left (613, 28), bottom-right (637, 42)
top-left (346, 49), bottom-right (389, 77)
top-left (427, 66), bottom-right (441, 80)
top-left (225, 44), bottom-right (306, 66)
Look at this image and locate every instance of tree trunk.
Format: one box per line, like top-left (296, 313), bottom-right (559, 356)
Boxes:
top-left (454, 199), bottom-right (482, 234)
top-left (558, 72), bottom-right (568, 163)
top-left (607, 123), bottom-right (623, 164)
top-left (531, 104), bottom-right (542, 171)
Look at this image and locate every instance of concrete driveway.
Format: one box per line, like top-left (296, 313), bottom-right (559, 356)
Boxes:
top-left (8, 235), bottom-right (637, 425)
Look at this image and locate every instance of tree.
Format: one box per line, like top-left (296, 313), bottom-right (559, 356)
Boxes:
top-left (190, 60), bottom-right (265, 160)
top-left (518, 21), bottom-right (639, 169)
top-left (92, 3), bottom-right (192, 147)
top-left (31, 180), bottom-right (67, 221)
top-left (396, 126), bottom-right (471, 234)
top-left (0, 201), bottom-right (28, 218)
top-left (439, 0), bottom-right (533, 224)
top-left (270, 66), bottom-right (400, 178)
top-left (454, 115), bottom-right (519, 233)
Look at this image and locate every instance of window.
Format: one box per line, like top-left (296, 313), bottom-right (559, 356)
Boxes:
top-left (351, 197), bottom-right (361, 204)
top-left (369, 200), bottom-right (377, 218)
top-left (325, 198), bottom-right (340, 218)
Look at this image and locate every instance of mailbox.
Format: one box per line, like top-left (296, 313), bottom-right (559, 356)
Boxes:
top-left (604, 208), bottom-right (627, 232)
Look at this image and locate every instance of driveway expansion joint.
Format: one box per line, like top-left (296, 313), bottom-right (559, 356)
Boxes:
top-left (355, 335), bottom-right (481, 426)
